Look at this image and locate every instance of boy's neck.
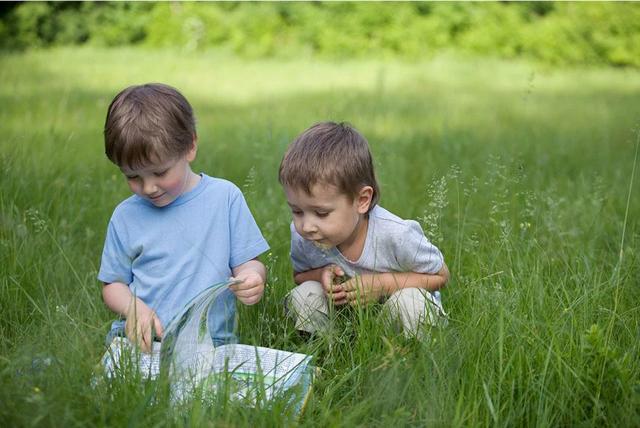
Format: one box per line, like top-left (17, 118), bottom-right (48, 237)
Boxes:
top-left (337, 214), bottom-right (369, 262)
top-left (184, 170), bottom-right (201, 193)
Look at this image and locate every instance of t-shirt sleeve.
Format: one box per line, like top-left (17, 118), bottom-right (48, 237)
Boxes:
top-left (98, 220), bottom-right (134, 285)
top-left (290, 223), bottom-right (312, 273)
top-left (228, 187), bottom-right (270, 268)
top-left (395, 220), bottom-right (444, 274)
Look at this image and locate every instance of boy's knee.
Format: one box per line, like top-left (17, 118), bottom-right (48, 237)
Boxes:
top-left (388, 287), bottom-right (424, 305)
top-left (286, 281), bottom-right (324, 308)
top-left (387, 288), bottom-right (428, 317)
top-left (291, 280), bottom-right (324, 297)
top-left (284, 281), bottom-right (329, 334)
top-left (384, 288), bottom-right (447, 335)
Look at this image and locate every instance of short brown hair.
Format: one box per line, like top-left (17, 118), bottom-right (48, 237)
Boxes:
top-left (104, 83), bottom-right (196, 168)
top-left (279, 122), bottom-right (380, 210)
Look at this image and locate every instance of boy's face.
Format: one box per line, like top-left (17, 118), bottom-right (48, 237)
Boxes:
top-left (284, 183), bottom-right (372, 252)
top-left (120, 145), bottom-right (198, 207)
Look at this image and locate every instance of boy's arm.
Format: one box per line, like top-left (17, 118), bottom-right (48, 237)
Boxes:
top-left (102, 282), bottom-right (163, 353)
top-left (331, 219), bottom-right (450, 305)
top-left (332, 263), bottom-right (450, 306)
top-left (230, 258), bottom-right (267, 305)
top-left (293, 267), bottom-right (327, 285)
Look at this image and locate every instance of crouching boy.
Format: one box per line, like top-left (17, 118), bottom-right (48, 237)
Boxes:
top-left (278, 122), bottom-right (449, 338)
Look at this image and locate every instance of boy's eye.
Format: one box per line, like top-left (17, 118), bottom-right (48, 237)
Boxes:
top-left (125, 175), bottom-right (138, 180)
top-left (153, 169), bottom-right (169, 177)
top-left (315, 211), bottom-right (330, 218)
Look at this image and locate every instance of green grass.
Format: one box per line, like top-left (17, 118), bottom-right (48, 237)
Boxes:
top-left (1, 47), bottom-right (639, 427)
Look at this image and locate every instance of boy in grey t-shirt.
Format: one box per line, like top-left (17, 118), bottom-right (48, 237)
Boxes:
top-left (278, 122), bottom-right (449, 337)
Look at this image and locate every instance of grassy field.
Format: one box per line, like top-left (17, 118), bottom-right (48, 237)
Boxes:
top-left (1, 47), bottom-right (639, 427)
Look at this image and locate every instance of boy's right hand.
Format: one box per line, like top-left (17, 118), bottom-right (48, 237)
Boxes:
top-left (125, 298), bottom-right (163, 353)
top-left (320, 264), bottom-right (349, 306)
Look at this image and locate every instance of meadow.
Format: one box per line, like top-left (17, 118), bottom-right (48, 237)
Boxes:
top-left (0, 47), bottom-right (639, 426)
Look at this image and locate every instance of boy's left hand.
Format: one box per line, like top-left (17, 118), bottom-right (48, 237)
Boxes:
top-left (229, 271), bottom-right (264, 305)
top-left (339, 274), bottom-right (386, 306)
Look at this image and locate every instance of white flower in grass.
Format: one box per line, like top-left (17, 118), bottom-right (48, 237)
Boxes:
top-left (25, 208), bottom-right (47, 233)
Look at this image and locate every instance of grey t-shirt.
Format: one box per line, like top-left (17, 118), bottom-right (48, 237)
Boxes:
top-left (290, 205), bottom-right (444, 280)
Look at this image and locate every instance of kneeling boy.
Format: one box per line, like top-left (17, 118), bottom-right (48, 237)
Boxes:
top-left (99, 83), bottom-right (269, 352)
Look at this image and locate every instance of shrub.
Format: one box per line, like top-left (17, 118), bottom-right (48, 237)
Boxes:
top-left (2, 1), bottom-right (639, 68)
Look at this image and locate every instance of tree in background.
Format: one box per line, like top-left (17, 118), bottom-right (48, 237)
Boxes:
top-left (2, 2), bottom-right (639, 68)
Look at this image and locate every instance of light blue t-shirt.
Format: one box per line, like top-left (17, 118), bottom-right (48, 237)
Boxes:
top-left (98, 174), bottom-right (269, 344)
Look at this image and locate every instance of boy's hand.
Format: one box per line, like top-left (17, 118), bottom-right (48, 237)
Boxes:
top-left (229, 271), bottom-right (264, 305)
top-left (341, 274), bottom-right (386, 306)
top-left (231, 259), bottom-right (267, 305)
top-left (320, 264), bottom-right (350, 306)
top-left (125, 299), bottom-right (163, 354)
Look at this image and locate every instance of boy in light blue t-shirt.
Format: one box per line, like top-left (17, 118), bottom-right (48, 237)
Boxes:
top-left (99, 83), bottom-right (269, 352)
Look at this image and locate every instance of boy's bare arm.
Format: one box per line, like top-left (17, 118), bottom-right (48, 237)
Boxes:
top-left (102, 282), bottom-right (135, 316)
top-left (102, 282), bottom-right (163, 352)
top-left (293, 267), bottom-right (327, 285)
top-left (377, 263), bottom-right (450, 293)
top-left (332, 263), bottom-right (450, 305)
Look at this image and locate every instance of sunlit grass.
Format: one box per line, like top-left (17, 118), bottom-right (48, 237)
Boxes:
top-left (0, 47), bottom-right (638, 426)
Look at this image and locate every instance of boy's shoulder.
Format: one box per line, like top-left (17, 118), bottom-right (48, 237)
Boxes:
top-left (369, 205), bottom-right (403, 223)
top-left (370, 205), bottom-right (417, 228)
top-left (368, 205), bottom-right (426, 241)
top-left (200, 174), bottom-right (242, 195)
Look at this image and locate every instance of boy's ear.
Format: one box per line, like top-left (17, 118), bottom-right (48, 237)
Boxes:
top-left (186, 136), bottom-right (198, 162)
top-left (356, 186), bottom-right (374, 214)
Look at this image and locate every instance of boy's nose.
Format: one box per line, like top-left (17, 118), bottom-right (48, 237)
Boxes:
top-left (142, 179), bottom-right (158, 196)
top-left (301, 219), bottom-right (317, 234)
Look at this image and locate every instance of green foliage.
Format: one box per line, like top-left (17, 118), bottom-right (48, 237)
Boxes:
top-left (83, 3), bottom-right (152, 46)
top-left (144, 3), bottom-right (230, 51)
top-left (11, 2), bottom-right (56, 48)
top-left (0, 2), bottom-right (152, 49)
top-left (517, 3), bottom-right (640, 67)
top-left (2, 2), bottom-right (640, 68)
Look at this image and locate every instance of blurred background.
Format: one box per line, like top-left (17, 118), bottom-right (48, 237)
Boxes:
top-left (1, 1), bottom-right (639, 67)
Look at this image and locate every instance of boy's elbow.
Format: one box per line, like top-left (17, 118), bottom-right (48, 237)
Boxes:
top-left (439, 263), bottom-right (450, 287)
top-left (292, 272), bottom-right (303, 285)
top-left (102, 281), bottom-right (130, 307)
top-left (102, 282), bottom-right (112, 300)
